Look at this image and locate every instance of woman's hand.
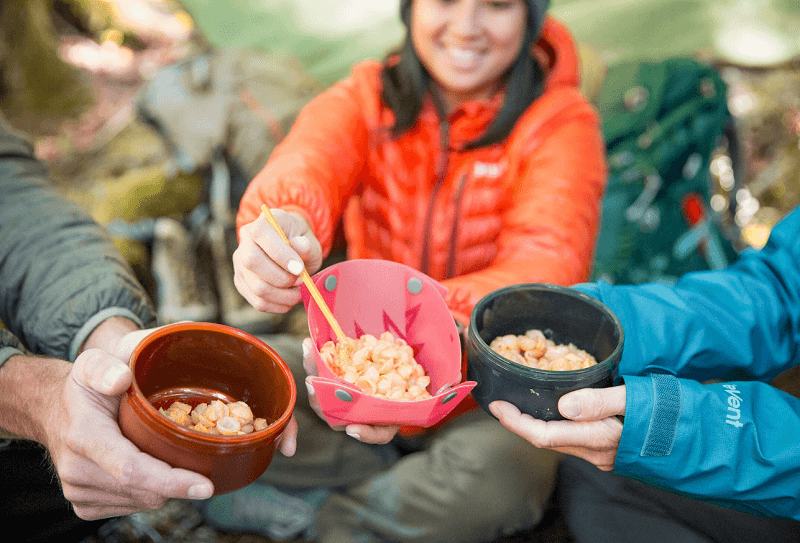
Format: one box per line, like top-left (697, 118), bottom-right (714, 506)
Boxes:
top-left (233, 209), bottom-right (323, 314)
top-left (301, 338), bottom-right (400, 444)
top-left (489, 385), bottom-right (627, 471)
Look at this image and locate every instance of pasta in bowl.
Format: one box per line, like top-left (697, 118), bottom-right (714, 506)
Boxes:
top-left (301, 259), bottom-right (475, 427)
top-left (467, 283), bottom-right (624, 421)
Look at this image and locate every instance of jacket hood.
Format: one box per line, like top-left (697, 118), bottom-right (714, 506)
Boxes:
top-left (537, 17), bottom-right (582, 92)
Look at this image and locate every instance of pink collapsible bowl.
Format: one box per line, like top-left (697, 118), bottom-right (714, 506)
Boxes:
top-left (118, 322), bottom-right (297, 495)
top-left (302, 259), bottom-right (475, 427)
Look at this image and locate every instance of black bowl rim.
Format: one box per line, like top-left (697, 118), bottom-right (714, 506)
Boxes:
top-left (468, 283), bottom-right (625, 383)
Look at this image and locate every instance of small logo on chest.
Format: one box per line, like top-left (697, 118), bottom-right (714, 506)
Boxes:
top-left (472, 162), bottom-right (504, 179)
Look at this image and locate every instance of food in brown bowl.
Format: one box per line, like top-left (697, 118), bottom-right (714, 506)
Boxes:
top-left (118, 322), bottom-right (296, 495)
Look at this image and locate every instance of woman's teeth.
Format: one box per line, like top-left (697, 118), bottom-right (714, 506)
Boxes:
top-left (449, 47), bottom-right (480, 67)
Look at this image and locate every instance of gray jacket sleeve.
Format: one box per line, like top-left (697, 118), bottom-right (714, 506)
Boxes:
top-left (0, 116), bottom-right (157, 365)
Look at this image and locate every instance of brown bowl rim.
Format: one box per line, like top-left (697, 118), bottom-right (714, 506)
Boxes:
top-left (126, 322), bottom-right (297, 445)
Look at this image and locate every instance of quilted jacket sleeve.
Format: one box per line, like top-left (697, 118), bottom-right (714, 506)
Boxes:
top-left (573, 206), bottom-right (800, 519)
top-left (0, 118), bottom-right (156, 365)
top-left (236, 71), bottom-right (370, 254)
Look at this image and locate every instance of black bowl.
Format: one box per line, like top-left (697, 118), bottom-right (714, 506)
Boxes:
top-left (467, 283), bottom-right (624, 421)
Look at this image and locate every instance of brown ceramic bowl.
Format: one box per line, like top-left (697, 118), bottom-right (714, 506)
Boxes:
top-left (118, 322), bottom-right (296, 495)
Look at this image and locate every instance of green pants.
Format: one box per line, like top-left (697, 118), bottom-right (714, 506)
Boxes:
top-left (260, 333), bottom-right (562, 543)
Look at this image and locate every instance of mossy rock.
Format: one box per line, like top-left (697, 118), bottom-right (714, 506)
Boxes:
top-left (0, 0), bottom-right (94, 132)
top-left (51, 119), bottom-right (205, 225)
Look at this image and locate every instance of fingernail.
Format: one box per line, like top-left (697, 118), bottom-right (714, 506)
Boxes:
top-left (560, 398), bottom-right (582, 419)
top-left (302, 342), bottom-right (309, 358)
top-left (188, 483), bottom-right (213, 499)
top-left (305, 381), bottom-right (315, 396)
top-left (102, 366), bottom-right (128, 389)
top-left (346, 430), bottom-right (362, 441)
top-left (287, 260), bottom-right (304, 275)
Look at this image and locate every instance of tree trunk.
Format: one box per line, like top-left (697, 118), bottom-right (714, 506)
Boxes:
top-left (0, 0), bottom-right (92, 133)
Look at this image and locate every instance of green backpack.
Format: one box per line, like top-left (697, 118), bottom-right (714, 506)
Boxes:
top-left (590, 57), bottom-right (738, 285)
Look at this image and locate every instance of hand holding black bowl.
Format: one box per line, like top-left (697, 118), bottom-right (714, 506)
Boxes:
top-left (467, 284), bottom-right (624, 421)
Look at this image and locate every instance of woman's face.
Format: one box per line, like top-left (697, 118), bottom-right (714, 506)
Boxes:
top-left (410, 0), bottom-right (528, 113)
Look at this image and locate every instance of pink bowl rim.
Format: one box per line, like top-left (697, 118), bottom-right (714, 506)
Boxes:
top-left (126, 322), bottom-right (297, 446)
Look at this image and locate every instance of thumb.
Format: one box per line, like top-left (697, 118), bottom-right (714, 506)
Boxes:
top-left (289, 225), bottom-right (322, 274)
top-left (302, 338), bottom-right (319, 377)
top-left (114, 326), bottom-right (168, 362)
top-left (73, 349), bottom-right (133, 396)
top-left (290, 235), bottom-right (311, 259)
top-left (558, 385), bottom-right (626, 421)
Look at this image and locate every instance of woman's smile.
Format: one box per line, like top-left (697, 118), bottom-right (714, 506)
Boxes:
top-left (445, 44), bottom-right (484, 71)
top-left (412, 0), bottom-right (527, 113)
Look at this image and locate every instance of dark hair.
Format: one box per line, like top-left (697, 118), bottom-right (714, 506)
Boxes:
top-left (381, 0), bottom-right (547, 150)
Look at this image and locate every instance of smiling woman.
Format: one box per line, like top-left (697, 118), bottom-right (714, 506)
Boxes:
top-left (223, 0), bottom-right (607, 540)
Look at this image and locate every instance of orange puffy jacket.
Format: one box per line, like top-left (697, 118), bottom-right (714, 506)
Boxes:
top-left (238, 17), bottom-right (606, 322)
top-left (237, 17), bottom-right (607, 427)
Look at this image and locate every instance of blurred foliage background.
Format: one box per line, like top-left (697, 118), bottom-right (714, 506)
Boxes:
top-left (177, 0), bottom-right (800, 84)
top-left (4, 0), bottom-right (800, 252)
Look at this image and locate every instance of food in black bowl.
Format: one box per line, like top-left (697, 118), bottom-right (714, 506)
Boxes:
top-left (467, 283), bottom-right (624, 421)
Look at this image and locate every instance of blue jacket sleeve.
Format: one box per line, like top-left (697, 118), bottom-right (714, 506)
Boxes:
top-left (574, 206), bottom-right (800, 519)
top-left (617, 375), bottom-right (800, 519)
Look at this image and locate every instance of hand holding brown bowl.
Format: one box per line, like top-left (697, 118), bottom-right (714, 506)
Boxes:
top-left (118, 322), bottom-right (297, 495)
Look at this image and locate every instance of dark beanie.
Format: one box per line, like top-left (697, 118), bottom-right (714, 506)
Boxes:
top-left (399, 0), bottom-right (550, 43)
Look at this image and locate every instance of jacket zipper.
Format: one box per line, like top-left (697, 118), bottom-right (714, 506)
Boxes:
top-left (419, 121), bottom-right (450, 275)
top-left (446, 173), bottom-right (469, 278)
